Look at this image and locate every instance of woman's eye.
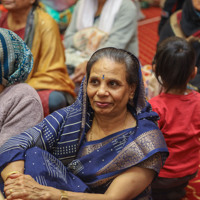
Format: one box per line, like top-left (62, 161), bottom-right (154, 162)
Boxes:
top-left (89, 79), bottom-right (99, 85)
top-left (109, 81), bottom-right (119, 87)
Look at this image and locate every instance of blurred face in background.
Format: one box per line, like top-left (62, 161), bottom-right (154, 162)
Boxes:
top-left (2, 0), bottom-right (35, 11)
top-left (192, 0), bottom-right (200, 11)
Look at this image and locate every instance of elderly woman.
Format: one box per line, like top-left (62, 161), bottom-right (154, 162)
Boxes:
top-left (0, 28), bottom-right (43, 146)
top-left (0, 48), bottom-right (168, 200)
top-left (158, 0), bottom-right (200, 90)
top-left (64, 0), bottom-right (138, 84)
top-left (0, 0), bottom-right (75, 116)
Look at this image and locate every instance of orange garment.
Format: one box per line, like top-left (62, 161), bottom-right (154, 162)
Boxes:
top-left (27, 7), bottom-right (75, 96)
top-left (0, 5), bottom-right (7, 12)
top-left (0, 7), bottom-right (75, 96)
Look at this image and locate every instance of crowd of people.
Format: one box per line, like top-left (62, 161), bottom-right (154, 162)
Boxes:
top-left (0, 0), bottom-right (199, 200)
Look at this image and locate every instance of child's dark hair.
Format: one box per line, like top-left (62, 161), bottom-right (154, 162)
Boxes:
top-left (153, 36), bottom-right (196, 92)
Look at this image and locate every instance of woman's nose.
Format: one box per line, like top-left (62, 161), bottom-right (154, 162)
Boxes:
top-left (96, 84), bottom-right (108, 96)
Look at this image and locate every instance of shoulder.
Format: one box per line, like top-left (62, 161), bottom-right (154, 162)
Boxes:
top-left (149, 94), bottom-right (165, 105)
top-left (119, 0), bottom-right (136, 12)
top-left (149, 94), bottom-right (167, 113)
top-left (115, 0), bottom-right (136, 21)
top-left (5, 83), bottom-right (42, 108)
top-left (34, 7), bottom-right (58, 29)
top-left (0, 83), bottom-right (43, 116)
top-left (190, 90), bottom-right (200, 100)
top-left (10, 83), bottom-right (40, 99)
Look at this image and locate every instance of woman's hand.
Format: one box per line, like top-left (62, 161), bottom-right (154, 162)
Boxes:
top-left (71, 61), bottom-right (88, 83)
top-left (4, 174), bottom-right (60, 200)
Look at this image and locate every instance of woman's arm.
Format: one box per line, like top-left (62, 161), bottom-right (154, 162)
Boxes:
top-left (67, 166), bottom-right (155, 200)
top-left (4, 166), bottom-right (155, 200)
top-left (0, 109), bottom-right (68, 176)
top-left (1, 161), bottom-right (24, 182)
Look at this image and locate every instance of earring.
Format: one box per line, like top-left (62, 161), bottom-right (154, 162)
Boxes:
top-left (129, 96), bottom-right (134, 101)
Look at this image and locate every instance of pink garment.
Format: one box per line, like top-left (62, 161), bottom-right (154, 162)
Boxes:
top-left (37, 90), bottom-right (53, 117)
top-left (0, 83), bottom-right (44, 146)
top-left (149, 91), bottom-right (200, 178)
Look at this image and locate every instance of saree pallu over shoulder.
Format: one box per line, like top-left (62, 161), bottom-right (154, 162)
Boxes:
top-left (67, 103), bottom-right (168, 191)
top-left (25, 7), bottom-right (75, 96)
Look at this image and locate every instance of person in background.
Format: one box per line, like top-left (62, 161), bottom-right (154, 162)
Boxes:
top-left (158, 0), bottom-right (200, 90)
top-left (0, 47), bottom-right (168, 200)
top-left (39, 0), bottom-right (77, 33)
top-left (63, 0), bottom-right (138, 85)
top-left (149, 36), bottom-right (200, 200)
top-left (158, 0), bottom-right (185, 34)
top-left (132, 0), bottom-right (146, 21)
top-left (0, 28), bottom-right (43, 146)
top-left (0, 0), bottom-right (76, 116)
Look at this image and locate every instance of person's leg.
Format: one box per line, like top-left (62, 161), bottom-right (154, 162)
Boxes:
top-left (152, 179), bottom-right (187, 200)
top-left (49, 91), bottom-right (75, 113)
top-left (152, 172), bottom-right (197, 200)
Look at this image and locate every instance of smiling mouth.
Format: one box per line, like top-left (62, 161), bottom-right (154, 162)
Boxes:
top-left (95, 101), bottom-right (111, 108)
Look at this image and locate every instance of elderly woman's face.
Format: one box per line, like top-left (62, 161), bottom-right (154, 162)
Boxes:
top-left (87, 57), bottom-right (134, 117)
top-left (192, 0), bottom-right (200, 11)
top-left (2, 0), bottom-right (35, 10)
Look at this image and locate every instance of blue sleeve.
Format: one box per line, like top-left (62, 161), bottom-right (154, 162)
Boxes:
top-left (0, 108), bottom-right (68, 172)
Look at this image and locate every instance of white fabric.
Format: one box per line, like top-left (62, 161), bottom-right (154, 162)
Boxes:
top-left (76, 0), bottom-right (123, 33)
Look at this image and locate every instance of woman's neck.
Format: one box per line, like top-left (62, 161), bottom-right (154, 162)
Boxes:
top-left (7, 7), bottom-right (32, 31)
top-left (93, 110), bottom-right (135, 137)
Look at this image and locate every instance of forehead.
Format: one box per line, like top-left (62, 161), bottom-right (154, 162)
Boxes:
top-left (90, 57), bottom-right (127, 79)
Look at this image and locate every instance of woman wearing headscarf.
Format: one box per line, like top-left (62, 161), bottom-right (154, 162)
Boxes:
top-left (0, 48), bottom-right (168, 200)
top-left (158, 0), bottom-right (185, 34)
top-left (0, 0), bottom-right (76, 116)
top-left (158, 0), bottom-right (200, 90)
top-left (0, 28), bottom-right (43, 146)
top-left (64, 0), bottom-right (138, 84)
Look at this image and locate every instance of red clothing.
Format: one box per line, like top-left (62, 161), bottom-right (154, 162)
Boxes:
top-left (149, 91), bottom-right (200, 178)
top-left (0, 12), bottom-right (25, 39)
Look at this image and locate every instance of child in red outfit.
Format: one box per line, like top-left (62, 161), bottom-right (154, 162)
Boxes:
top-left (149, 36), bottom-right (200, 200)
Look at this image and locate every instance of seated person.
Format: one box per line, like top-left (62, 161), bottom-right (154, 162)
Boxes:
top-left (149, 36), bottom-right (200, 200)
top-left (63, 0), bottom-right (138, 84)
top-left (0, 28), bottom-right (43, 146)
top-left (0, 0), bottom-right (76, 116)
top-left (39, 0), bottom-right (77, 33)
top-left (0, 48), bottom-right (168, 200)
top-left (158, 0), bottom-right (185, 34)
top-left (158, 0), bottom-right (200, 90)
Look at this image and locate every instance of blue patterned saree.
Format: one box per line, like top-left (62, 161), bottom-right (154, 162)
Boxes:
top-left (0, 59), bottom-right (168, 199)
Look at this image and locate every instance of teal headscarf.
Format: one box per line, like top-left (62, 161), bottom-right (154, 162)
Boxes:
top-left (0, 28), bottom-right (33, 86)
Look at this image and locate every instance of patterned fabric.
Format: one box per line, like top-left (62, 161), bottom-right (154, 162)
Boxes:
top-left (0, 53), bottom-right (168, 199)
top-left (184, 162), bottom-right (200, 200)
top-left (0, 28), bottom-right (33, 86)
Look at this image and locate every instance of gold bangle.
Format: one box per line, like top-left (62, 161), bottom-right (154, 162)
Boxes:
top-left (5, 171), bottom-right (21, 181)
top-left (60, 190), bottom-right (68, 200)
